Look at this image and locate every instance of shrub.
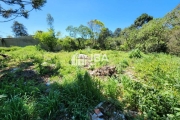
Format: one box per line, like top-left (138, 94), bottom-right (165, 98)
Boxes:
top-left (167, 26), bottom-right (180, 55)
top-left (34, 29), bottom-right (58, 51)
top-left (120, 42), bottom-right (129, 51)
top-left (60, 37), bottom-right (78, 51)
top-left (116, 60), bottom-right (129, 74)
top-left (146, 42), bottom-right (168, 53)
top-left (105, 37), bottom-right (121, 50)
top-left (129, 49), bottom-right (142, 58)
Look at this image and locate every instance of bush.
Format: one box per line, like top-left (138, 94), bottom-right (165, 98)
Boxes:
top-left (34, 29), bottom-right (58, 51)
top-left (60, 37), bottom-right (78, 51)
top-left (120, 42), bottom-right (129, 51)
top-left (167, 26), bottom-right (180, 55)
top-left (146, 42), bottom-right (168, 53)
top-left (129, 49), bottom-right (142, 58)
top-left (105, 37), bottom-right (121, 50)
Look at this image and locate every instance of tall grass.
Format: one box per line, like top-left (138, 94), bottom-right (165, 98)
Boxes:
top-left (1, 46), bottom-right (180, 119)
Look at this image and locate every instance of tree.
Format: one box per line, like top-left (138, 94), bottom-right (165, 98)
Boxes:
top-left (134, 13), bottom-right (153, 28)
top-left (0, 0), bottom-right (46, 22)
top-left (77, 25), bottom-right (93, 39)
top-left (66, 25), bottom-right (83, 48)
top-left (77, 25), bottom-right (93, 48)
top-left (120, 27), bottom-right (138, 50)
top-left (136, 19), bottom-right (168, 52)
top-left (113, 28), bottom-right (121, 37)
top-left (167, 26), bottom-right (180, 55)
top-left (87, 19), bottom-right (105, 42)
top-left (98, 28), bottom-right (112, 49)
top-left (164, 4), bottom-right (180, 28)
top-left (46, 13), bottom-right (54, 30)
top-left (11, 21), bottom-right (28, 37)
top-left (66, 25), bottom-right (78, 38)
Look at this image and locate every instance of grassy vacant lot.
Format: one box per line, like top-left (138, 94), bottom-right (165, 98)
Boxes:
top-left (0, 46), bottom-right (180, 120)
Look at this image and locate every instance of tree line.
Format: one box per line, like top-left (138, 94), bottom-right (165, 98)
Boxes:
top-left (2, 1), bottom-right (180, 55)
top-left (33, 4), bottom-right (180, 55)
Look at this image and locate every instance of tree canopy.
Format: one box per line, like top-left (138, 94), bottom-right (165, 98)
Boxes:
top-left (77, 25), bottom-right (93, 39)
top-left (87, 19), bottom-right (105, 40)
top-left (134, 13), bottom-right (153, 28)
top-left (164, 4), bottom-right (180, 28)
top-left (113, 28), bottom-right (121, 37)
top-left (66, 25), bottom-right (78, 38)
top-left (0, 0), bottom-right (46, 22)
top-left (11, 21), bottom-right (28, 37)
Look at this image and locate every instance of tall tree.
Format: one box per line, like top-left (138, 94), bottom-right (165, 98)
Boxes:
top-left (134, 13), bottom-right (153, 28)
top-left (87, 19), bottom-right (105, 41)
top-left (66, 25), bottom-right (80, 46)
top-left (46, 13), bottom-right (54, 30)
top-left (164, 4), bottom-right (180, 28)
top-left (66, 25), bottom-right (78, 38)
top-left (113, 28), bottom-right (121, 37)
top-left (77, 25), bottom-right (93, 48)
top-left (0, 0), bottom-right (46, 22)
top-left (77, 25), bottom-right (93, 39)
top-left (167, 26), bottom-right (180, 55)
top-left (11, 21), bottom-right (28, 37)
top-left (98, 28), bottom-right (112, 49)
top-left (120, 26), bottom-right (138, 50)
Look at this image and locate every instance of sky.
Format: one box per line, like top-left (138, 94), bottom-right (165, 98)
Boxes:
top-left (0, 0), bottom-right (180, 38)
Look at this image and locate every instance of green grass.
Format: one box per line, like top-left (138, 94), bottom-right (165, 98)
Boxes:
top-left (0, 46), bottom-right (180, 119)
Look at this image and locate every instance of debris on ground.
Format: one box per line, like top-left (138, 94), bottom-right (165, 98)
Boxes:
top-left (71, 54), bottom-right (117, 77)
top-left (89, 66), bottom-right (116, 77)
top-left (91, 108), bottom-right (104, 120)
top-left (90, 101), bottom-right (125, 120)
top-left (0, 54), bottom-right (9, 59)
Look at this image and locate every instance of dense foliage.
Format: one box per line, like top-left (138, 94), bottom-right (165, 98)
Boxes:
top-left (32, 4), bottom-right (179, 55)
top-left (34, 29), bottom-right (58, 51)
